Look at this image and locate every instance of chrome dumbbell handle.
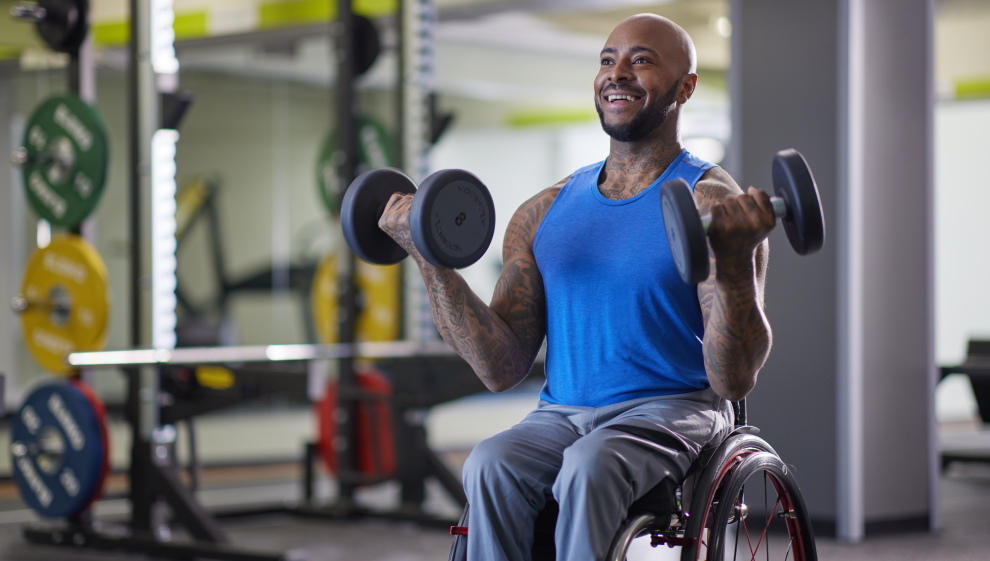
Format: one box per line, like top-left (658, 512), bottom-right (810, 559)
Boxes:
top-left (10, 2), bottom-right (47, 21)
top-left (699, 196), bottom-right (787, 232)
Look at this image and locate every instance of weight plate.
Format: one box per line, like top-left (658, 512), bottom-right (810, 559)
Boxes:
top-left (316, 369), bottom-right (396, 479)
top-left (353, 15), bottom-right (382, 77)
top-left (772, 149), bottom-right (825, 256)
top-left (311, 253), bottom-right (401, 344)
top-left (340, 168), bottom-right (416, 265)
top-left (660, 178), bottom-right (710, 284)
top-left (37, 0), bottom-right (89, 53)
top-left (317, 116), bottom-right (396, 216)
top-left (20, 95), bottom-right (109, 227)
top-left (19, 235), bottom-right (110, 375)
top-left (11, 381), bottom-right (107, 518)
top-left (68, 379), bottom-right (109, 510)
top-left (410, 169), bottom-right (496, 269)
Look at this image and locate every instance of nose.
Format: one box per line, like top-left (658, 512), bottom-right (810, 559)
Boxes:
top-left (607, 57), bottom-right (634, 83)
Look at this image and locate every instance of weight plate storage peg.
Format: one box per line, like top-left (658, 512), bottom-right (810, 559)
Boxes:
top-left (14, 95), bottom-right (109, 227)
top-left (410, 169), bottom-right (496, 269)
top-left (10, 380), bottom-right (109, 518)
top-left (341, 168), bottom-right (417, 265)
top-left (15, 235), bottom-right (110, 375)
top-left (317, 116), bottom-right (395, 216)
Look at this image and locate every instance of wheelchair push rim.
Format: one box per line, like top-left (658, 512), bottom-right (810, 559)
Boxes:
top-left (689, 451), bottom-right (817, 561)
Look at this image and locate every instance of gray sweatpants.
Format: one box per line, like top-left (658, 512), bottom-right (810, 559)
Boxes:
top-left (462, 388), bottom-right (733, 561)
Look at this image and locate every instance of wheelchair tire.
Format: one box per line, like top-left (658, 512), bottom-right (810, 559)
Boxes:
top-left (680, 432), bottom-right (776, 561)
top-left (705, 451), bottom-right (817, 561)
top-left (606, 513), bottom-right (660, 561)
top-left (680, 433), bottom-right (817, 561)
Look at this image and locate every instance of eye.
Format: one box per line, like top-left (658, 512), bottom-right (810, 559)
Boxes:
top-left (601, 58), bottom-right (614, 66)
top-left (634, 57), bottom-right (649, 64)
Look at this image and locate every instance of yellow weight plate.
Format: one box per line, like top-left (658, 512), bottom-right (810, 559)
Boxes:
top-left (17, 235), bottom-right (110, 375)
top-left (311, 254), bottom-right (401, 344)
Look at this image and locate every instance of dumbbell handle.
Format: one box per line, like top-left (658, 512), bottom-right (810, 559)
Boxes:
top-left (10, 2), bottom-right (47, 21)
top-left (699, 196), bottom-right (787, 232)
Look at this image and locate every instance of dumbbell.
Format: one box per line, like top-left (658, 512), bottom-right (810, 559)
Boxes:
top-left (340, 168), bottom-right (496, 269)
top-left (660, 148), bottom-right (825, 284)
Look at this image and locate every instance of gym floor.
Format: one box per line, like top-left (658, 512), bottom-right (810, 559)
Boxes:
top-left (0, 396), bottom-right (986, 561)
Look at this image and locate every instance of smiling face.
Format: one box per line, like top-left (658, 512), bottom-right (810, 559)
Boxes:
top-left (594, 15), bottom-right (697, 143)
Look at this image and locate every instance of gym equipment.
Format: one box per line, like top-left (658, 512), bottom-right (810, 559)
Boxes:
top-left (11, 380), bottom-right (109, 519)
top-left (661, 148), bottom-right (825, 284)
top-left (12, 95), bottom-right (109, 228)
top-left (448, 401), bottom-right (818, 561)
top-left (310, 253), bottom-right (401, 344)
top-left (316, 369), bottom-right (395, 478)
top-left (341, 167), bottom-right (496, 269)
top-left (317, 115), bottom-right (395, 216)
top-left (10, 0), bottom-right (90, 53)
top-left (14, 235), bottom-right (110, 375)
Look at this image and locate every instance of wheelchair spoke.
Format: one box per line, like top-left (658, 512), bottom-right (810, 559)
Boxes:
top-left (743, 496), bottom-right (781, 561)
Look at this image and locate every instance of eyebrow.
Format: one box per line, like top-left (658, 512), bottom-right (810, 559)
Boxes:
top-left (600, 46), bottom-right (660, 56)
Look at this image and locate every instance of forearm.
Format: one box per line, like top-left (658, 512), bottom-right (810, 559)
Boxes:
top-left (702, 256), bottom-right (772, 401)
top-left (419, 262), bottom-right (534, 392)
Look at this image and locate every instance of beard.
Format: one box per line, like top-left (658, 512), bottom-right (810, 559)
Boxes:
top-left (596, 80), bottom-right (679, 142)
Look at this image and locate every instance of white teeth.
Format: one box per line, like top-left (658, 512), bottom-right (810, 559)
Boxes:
top-left (607, 94), bottom-right (639, 102)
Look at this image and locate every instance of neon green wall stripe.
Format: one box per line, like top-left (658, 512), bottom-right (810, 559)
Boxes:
top-left (259, 0), bottom-right (396, 29)
top-left (174, 12), bottom-right (209, 40)
top-left (506, 108), bottom-right (597, 128)
top-left (956, 77), bottom-right (990, 100)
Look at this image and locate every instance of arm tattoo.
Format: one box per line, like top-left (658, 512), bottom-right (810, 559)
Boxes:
top-left (694, 168), bottom-right (772, 401)
top-left (417, 177), bottom-right (565, 392)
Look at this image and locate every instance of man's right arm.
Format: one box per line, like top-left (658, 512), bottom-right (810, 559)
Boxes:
top-left (378, 178), bottom-right (564, 392)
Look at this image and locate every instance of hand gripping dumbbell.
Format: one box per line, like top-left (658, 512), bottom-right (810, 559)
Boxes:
top-left (340, 168), bottom-right (496, 269)
top-left (660, 148), bottom-right (825, 284)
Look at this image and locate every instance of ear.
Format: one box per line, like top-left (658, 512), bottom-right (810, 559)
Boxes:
top-left (678, 74), bottom-right (698, 103)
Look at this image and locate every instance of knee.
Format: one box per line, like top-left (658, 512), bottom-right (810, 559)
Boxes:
top-left (556, 437), bottom-right (626, 490)
top-left (462, 436), bottom-right (517, 489)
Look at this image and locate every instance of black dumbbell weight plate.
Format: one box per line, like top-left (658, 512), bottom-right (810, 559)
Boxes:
top-left (660, 178), bottom-right (710, 284)
top-left (37, 0), bottom-right (89, 53)
top-left (340, 168), bottom-right (417, 265)
top-left (411, 169), bottom-right (496, 269)
top-left (772, 149), bottom-right (825, 255)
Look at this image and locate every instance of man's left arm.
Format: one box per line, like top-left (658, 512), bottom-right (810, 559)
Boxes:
top-left (693, 167), bottom-right (774, 402)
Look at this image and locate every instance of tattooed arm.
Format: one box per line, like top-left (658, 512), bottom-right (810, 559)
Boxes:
top-left (378, 179), bottom-right (564, 392)
top-left (694, 167), bottom-right (773, 401)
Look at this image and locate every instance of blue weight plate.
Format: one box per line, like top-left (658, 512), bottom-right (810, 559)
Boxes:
top-left (11, 383), bottom-right (106, 518)
top-left (661, 178), bottom-right (710, 284)
top-left (772, 149), bottom-right (825, 255)
top-left (410, 169), bottom-right (495, 269)
top-left (341, 168), bottom-right (417, 265)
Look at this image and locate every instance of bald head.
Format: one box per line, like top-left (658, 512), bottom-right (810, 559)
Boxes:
top-left (606, 14), bottom-right (697, 75)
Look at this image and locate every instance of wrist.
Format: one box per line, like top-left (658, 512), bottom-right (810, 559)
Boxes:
top-left (714, 251), bottom-right (756, 287)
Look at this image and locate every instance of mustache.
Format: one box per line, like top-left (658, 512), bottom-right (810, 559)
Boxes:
top-left (601, 84), bottom-right (647, 96)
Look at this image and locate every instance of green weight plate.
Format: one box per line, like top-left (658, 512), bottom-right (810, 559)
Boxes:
top-left (21, 95), bottom-right (109, 227)
top-left (317, 116), bottom-right (395, 216)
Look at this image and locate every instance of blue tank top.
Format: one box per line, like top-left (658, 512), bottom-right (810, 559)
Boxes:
top-left (533, 149), bottom-right (716, 407)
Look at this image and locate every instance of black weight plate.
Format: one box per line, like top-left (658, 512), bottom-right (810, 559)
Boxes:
top-left (410, 169), bottom-right (496, 269)
top-left (37, 0), bottom-right (88, 53)
top-left (660, 178), bottom-right (709, 284)
top-left (772, 149), bottom-right (825, 255)
top-left (353, 15), bottom-right (381, 77)
top-left (10, 383), bottom-right (106, 518)
top-left (340, 168), bottom-right (416, 265)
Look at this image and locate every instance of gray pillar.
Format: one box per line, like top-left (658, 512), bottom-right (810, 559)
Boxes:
top-left (730, 0), bottom-right (935, 541)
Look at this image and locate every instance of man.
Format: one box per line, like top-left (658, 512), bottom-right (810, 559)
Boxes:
top-left (379, 13), bottom-right (774, 561)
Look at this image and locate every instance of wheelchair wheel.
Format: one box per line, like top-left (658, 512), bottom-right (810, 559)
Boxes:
top-left (606, 513), bottom-right (660, 561)
top-left (704, 452), bottom-right (816, 561)
top-left (680, 433), bottom-right (816, 561)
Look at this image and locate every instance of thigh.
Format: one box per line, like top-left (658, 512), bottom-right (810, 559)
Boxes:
top-left (464, 408), bottom-right (583, 497)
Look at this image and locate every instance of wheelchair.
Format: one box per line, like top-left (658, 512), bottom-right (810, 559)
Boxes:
top-left (448, 400), bottom-right (818, 561)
